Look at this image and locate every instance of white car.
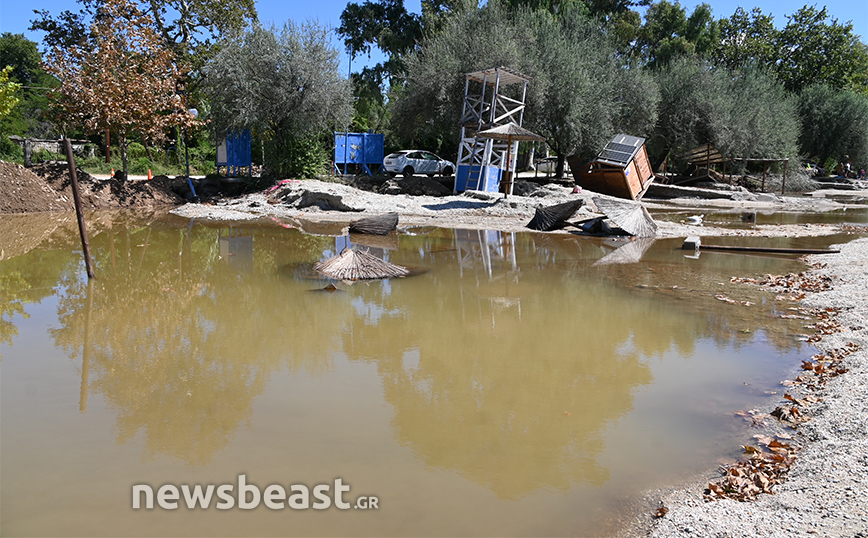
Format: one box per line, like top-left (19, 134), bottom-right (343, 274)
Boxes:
top-left (384, 150), bottom-right (455, 178)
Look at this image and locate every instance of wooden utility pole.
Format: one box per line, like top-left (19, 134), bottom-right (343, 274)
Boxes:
top-left (63, 138), bottom-right (96, 279)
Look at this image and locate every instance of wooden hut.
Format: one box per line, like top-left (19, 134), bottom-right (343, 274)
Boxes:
top-left (568, 134), bottom-right (655, 200)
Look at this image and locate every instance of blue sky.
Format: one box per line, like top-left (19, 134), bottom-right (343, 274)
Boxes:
top-left (1, 0), bottom-right (865, 73)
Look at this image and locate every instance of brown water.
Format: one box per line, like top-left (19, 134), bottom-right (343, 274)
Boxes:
top-left (0, 211), bottom-right (835, 536)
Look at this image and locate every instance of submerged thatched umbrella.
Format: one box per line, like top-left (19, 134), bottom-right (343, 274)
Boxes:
top-left (476, 123), bottom-right (546, 198)
top-left (314, 248), bottom-right (409, 281)
top-left (592, 196), bottom-right (657, 237)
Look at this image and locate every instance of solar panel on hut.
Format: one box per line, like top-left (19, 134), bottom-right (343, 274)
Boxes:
top-left (568, 134), bottom-right (655, 200)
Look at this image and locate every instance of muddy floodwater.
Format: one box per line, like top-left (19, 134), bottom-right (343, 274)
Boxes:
top-left (0, 211), bottom-right (848, 536)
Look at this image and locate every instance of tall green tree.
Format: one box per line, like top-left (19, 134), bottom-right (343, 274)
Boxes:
top-left (713, 7), bottom-right (776, 72)
top-left (634, 0), bottom-right (719, 68)
top-left (772, 5), bottom-right (868, 94)
top-left (650, 57), bottom-right (797, 173)
top-left (0, 33), bottom-right (57, 138)
top-left (203, 22), bottom-right (352, 178)
top-left (798, 84), bottom-right (868, 169)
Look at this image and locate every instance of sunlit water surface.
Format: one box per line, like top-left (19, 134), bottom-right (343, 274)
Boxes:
top-left (0, 211), bottom-right (849, 537)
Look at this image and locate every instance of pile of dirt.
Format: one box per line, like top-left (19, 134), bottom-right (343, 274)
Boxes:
top-left (31, 163), bottom-right (185, 210)
top-left (0, 161), bottom-right (69, 213)
top-left (1, 160), bottom-right (186, 213)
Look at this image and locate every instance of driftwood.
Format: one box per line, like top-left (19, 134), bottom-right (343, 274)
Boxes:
top-left (592, 196), bottom-right (657, 237)
top-left (349, 212), bottom-right (398, 235)
top-left (526, 199), bottom-right (584, 231)
top-left (314, 248), bottom-right (409, 281)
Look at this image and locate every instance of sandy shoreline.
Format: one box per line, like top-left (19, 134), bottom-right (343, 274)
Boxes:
top-left (636, 238), bottom-right (868, 538)
top-left (167, 179), bottom-right (868, 538)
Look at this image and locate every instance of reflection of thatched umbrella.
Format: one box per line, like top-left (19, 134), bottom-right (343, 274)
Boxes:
top-left (592, 237), bottom-right (656, 265)
top-left (526, 199), bottom-right (584, 231)
top-left (314, 248), bottom-right (409, 281)
top-left (476, 123), bottom-right (546, 198)
top-left (592, 196), bottom-right (657, 237)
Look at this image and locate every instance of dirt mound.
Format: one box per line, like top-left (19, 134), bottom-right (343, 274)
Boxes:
top-left (31, 163), bottom-right (185, 209)
top-left (0, 161), bottom-right (70, 213)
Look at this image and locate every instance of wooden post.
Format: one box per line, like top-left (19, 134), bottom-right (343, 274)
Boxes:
top-left (80, 278), bottom-right (94, 412)
top-left (63, 138), bottom-right (96, 279)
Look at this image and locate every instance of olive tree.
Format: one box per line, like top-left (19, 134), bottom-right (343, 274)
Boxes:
top-left (204, 22), bottom-right (352, 178)
top-left (650, 57), bottom-right (798, 174)
top-left (798, 85), bottom-right (868, 170)
top-left (389, 1), bottom-right (660, 177)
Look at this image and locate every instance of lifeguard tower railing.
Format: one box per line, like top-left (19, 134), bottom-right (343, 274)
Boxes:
top-left (455, 67), bottom-right (529, 194)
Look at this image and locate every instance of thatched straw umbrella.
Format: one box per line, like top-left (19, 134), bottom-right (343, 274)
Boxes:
top-left (526, 199), bottom-right (584, 231)
top-left (592, 196), bottom-right (657, 237)
top-left (314, 248), bottom-right (409, 281)
top-left (476, 122), bottom-right (546, 198)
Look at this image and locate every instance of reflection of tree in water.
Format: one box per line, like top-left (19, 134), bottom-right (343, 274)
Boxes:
top-left (334, 230), bottom-right (808, 499)
top-left (49, 221), bottom-right (345, 465)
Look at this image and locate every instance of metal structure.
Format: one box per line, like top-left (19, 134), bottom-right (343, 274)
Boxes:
top-left (454, 67), bottom-right (530, 194)
top-left (334, 132), bottom-right (385, 176)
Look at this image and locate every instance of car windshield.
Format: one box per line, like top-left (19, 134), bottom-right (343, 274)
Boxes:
top-left (386, 152), bottom-right (409, 159)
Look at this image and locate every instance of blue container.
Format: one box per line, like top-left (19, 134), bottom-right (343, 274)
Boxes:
top-left (334, 132), bottom-right (385, 175)
top-left (455, 164), bottom-right (502, 192)
top-left (216, 130), bottom-right (252, 176)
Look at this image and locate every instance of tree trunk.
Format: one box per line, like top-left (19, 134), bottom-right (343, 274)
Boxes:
top-left (145, 144), bottom-right (154, 161)
top-left (105, 130), bottom-right (111, 163)
top-left (556, 153), bottom-right (566, 179)
top-left (120, 133), bottom-right (129, 179)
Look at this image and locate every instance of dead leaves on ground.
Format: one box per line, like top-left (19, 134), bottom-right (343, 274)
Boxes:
top-left (705, 436), bottom-right (800, 502)
top-left (731, 272), bottom-right (834, 301)
top-left (708, 272), bottom-right (860, 504)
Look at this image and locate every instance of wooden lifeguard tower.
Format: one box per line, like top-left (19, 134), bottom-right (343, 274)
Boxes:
top-left (454, 67), bottom-right (530, 194)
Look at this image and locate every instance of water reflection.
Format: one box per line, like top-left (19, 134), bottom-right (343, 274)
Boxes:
top-left (1, 214), bottom-right (814, 495)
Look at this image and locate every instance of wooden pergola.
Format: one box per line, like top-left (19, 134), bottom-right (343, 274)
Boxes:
top-left (680, 144), bottom-right (790, 194)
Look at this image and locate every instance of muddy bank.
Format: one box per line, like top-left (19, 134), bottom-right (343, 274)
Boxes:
top-left (0, 161), bottom-right (184, 213)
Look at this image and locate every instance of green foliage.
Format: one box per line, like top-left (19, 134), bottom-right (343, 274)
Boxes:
top-left (265, 133), bottom-right (330, 179)
top-left (204, 22), bottom-right (352, 178)
top-left (634, 1), bottom-right (719, 69)
top-left (0, 66), bottom-right (20, 119)
top-left (650, 57), bottom-right (798, 171)
top-left (798, 85), bottom-right (868, 169)
top-left (1, 33), bottom-right (59, 139)
top-left (773, 6), bottom-right (868, 95)
top-left (0, 134), bottom-right (24, 162)
top-left (713, 7), bottom-right (776, 72)
top-left (389, 1), bottom-right (658, 173)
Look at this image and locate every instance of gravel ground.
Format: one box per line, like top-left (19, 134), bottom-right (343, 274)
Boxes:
top-left (633, 238), bottom-right (868, 538)
top-left (170, 178), bottom-right (865, 239)
top-left (169, 179), bottom-right (868, 538)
